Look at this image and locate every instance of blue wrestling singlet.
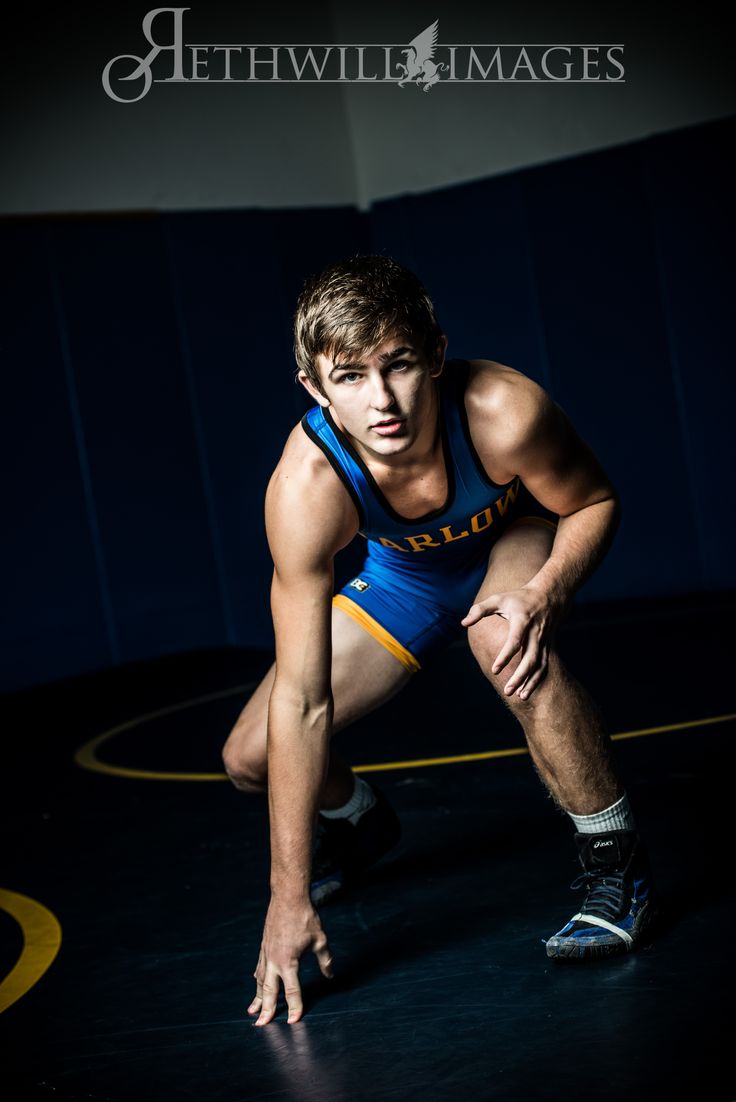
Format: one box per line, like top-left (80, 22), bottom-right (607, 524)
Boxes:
top-left (300, 359), bottom-right (557, 672)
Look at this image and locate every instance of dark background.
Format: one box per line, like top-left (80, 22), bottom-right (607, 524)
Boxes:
top-left (2, 9), bottom-right (735, 1100)
top-left (2, 1), bottom-right (734, 692)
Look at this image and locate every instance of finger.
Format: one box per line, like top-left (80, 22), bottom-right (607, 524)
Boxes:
top-left (503, 640), bottom-right (540, 696)
top-left (248, 952), bottom-right (265, 1015)
top-left (461, 597), bottom-right (499, 627)
top-left (282, 969), bottom-right (304, 1025)
top-left (314, 941), bottom-right (334, 980)
top-left (516, 654), bottom-right (549, 700)
top-left (255, 967), bottom-right (281, 1027)
top-left (248, 977), bottom-right (263, 1016)
top-left (491, 627), bottom-right (526, 676)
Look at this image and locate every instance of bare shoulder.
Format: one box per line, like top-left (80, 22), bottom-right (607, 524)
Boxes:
top-left (465, 359), bottom-right (549, 426)
top-left (463, 359), bottom-right (555, 482)
top-left (266, 422), bottom-right (359, 568)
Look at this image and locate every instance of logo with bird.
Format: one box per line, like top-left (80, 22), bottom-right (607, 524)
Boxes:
top-left (397, 21), bottom-right (448, 91)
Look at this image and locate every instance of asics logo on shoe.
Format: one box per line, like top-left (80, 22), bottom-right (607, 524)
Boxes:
top-left (593, 839), bottom-right (614, 849)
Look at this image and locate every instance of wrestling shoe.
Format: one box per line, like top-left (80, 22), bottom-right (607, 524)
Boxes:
top-left (545, 829), bottom-right (658, 960)
top-left (310, 783), bottom-right (401, 906)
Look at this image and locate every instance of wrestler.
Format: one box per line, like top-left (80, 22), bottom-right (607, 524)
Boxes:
top-left (222, 255), bottom-right (657, 1027)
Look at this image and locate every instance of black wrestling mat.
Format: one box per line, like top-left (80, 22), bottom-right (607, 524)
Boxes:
top-left (2, 593), bottom-right (734, 1101)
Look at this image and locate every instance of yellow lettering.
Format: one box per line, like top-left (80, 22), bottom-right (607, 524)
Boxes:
top-left (379, 537), bottom-right (410, 553)
top-left (439, 524), bottom-right (470, 543)
top-left (471, 508), bottom-right (493, 533)
top-left (406, 533), bottom-right (442, 552)
top-left (496, 478), bottom-right (520, 517)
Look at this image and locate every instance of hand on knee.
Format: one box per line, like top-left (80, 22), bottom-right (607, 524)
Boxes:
top-left (468, 614), bottom-right (552, 705)
top-left (465, 583), bottom-right (561, 702)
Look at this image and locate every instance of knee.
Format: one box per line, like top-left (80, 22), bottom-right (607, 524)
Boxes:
top-left (467, 614), bottom-right (559, 713)
top-left (467, 614), bottom-right (514, 682)
top-left (222, 717), bottom-right (268, 794)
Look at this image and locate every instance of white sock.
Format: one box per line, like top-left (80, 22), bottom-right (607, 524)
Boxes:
top-left (568, 792), bottom-right (635, 834)
top-left (321, 774), bottom-right (376, 826)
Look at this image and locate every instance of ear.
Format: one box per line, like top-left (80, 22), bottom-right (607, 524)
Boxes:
top-left (298, 370), bottom-right (330, 408)
top-left (430, 334), bottom-right (448, 378)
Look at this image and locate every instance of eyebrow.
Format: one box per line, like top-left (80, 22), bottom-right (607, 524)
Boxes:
top-left (328, 346), bottom-right (415, 379)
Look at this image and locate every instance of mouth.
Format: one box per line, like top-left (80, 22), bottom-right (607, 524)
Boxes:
top-left (371, 418), bottom-right (406, 436)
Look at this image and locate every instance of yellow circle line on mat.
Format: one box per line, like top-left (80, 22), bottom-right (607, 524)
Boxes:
top-left (73, 683), bottom-right (256, 781)
top-left (356, 712), bottom-right (736, 772)
top-left (74, 685), bottom-right (736, 782)
top-left (0, 890), bottom-right (62, 1014)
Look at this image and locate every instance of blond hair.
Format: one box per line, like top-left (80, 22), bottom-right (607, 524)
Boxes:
top-left (294, 255), bottom-right (443, 391)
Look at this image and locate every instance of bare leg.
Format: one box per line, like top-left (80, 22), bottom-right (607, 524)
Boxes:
top-left (222, 605), bottom-right (413, 807)
top-left (467, 523), bottom-right (621, 815)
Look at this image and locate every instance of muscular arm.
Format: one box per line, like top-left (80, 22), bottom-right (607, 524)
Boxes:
top-left (251, 426), bottom-right (358, 1026)
top-left (504, 384), bottom-right (619, 605)
top-left (462, 363), bottom-right (619, 696)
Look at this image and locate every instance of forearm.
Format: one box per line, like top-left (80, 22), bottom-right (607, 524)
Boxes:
top-left (528, 496), bottom-right (620, 605)
top-left (266, 685), bottom-right (333, 902)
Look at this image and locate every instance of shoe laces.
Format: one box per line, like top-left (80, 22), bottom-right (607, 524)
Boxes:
top-left (570, 869), bottom-right (627, 922)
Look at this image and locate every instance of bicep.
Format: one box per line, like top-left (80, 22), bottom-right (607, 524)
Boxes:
top-left (264, 458), bottom-right (354, 705)
top-left (513, 397), bottom-right (617, 518)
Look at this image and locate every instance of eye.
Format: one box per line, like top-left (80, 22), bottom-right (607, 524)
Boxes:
top-left (339, 371), bottom-right (361, 384)
top-left (388, 360), bottom-right (409, 371)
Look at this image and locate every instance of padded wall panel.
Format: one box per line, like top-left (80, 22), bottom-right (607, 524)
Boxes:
top-left (1, 224), bottom-right (113, 690)
top-left (162, 206), bottom-right (368, 648)
top-left (642, 119), bottom-right (735, 589)
top-left (521, 144), bottom-right (702, 600)
top-left (371, 173), bottom-right (551, 389)
top-left (45, 218), bottom-right (227, 662)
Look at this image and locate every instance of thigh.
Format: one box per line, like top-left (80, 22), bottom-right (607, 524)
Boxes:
top-left (226, 602), bottom-right (413, 761)
top-left (330, 604), bottom-right (415, 728)
top-left (474, 519), bottom-right (555, 600)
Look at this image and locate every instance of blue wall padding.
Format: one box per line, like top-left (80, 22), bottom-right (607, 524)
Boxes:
top-left (2, 224), bottom-right (115, 683)
top-left (370, 171), bottom-right (553, 391)
top-left (641, 126), bottom-right (735, 590)
top-left (2, 119), bottom-right (733, 690)
top-left (160, 206), bottom-right (369, 650)
top-left (45, 216), bottom-right (228, 663)
top-left (520, 144), bottom-right (703, 601)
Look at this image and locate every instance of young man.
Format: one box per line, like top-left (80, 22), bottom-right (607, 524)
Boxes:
top-left (222, 255), bottom-right (657, 1027)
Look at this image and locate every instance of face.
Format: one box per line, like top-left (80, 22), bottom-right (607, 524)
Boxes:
top-left (300, 332), bottom-right (447, 458)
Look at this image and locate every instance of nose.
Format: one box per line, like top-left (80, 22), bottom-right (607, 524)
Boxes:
top-left (368, 371), bottom-right (396, 412)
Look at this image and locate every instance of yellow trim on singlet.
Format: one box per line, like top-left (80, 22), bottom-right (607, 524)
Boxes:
top-left (333, 594), bottom-right (422, 674)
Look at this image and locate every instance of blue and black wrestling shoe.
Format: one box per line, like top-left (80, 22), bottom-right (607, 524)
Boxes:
top-left (310, 784), bottom-right (401, 906)
top-left (545, 829), bottom-right (659, 960)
